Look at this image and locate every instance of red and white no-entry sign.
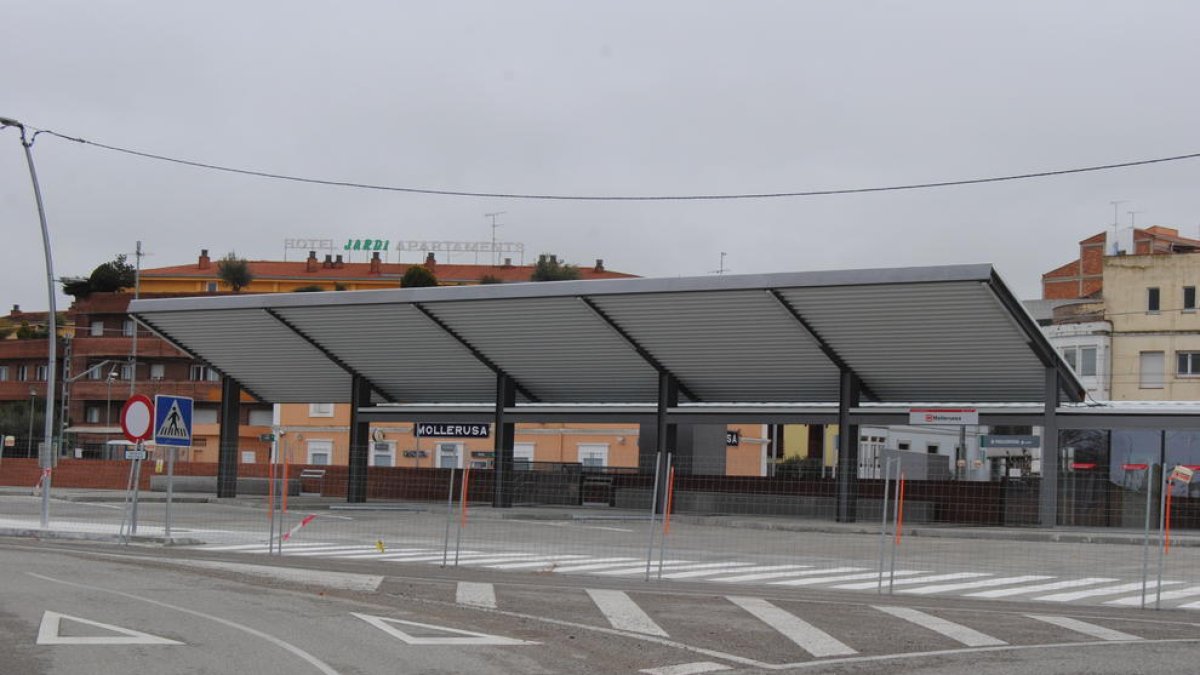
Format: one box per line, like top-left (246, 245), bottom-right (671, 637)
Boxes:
top-left (120, 395), bottom-right (154, 443)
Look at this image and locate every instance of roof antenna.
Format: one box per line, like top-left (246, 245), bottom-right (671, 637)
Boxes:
top-left (709, 251), bottom-right (729, 275)
top-left (485, 212), bottom-right (506, 266)
top-left (1108, 200), bottom-right (1126, 255)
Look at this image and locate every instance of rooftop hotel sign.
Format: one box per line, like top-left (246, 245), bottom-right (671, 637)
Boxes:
top-left (283, 238), bottom-right (525, 254)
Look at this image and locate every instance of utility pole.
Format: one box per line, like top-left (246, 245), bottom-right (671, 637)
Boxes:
top-left (129, 240), bottom-right (143, 396)
top-left (485, 212), bottom-right (506, 266)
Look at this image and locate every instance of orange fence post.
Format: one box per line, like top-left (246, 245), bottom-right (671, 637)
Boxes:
top-left (894, 473), bottom-right (906, 545)
top-left (268, 460), bottom-right (276, 524)
top-left (461, 465), bottom-right (471, 528)
top-left (663, 467), bottom-right (676, 536)
top-left (281, 448), bottom-right (289, 515)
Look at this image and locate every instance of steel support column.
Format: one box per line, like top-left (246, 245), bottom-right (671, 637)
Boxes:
top-left (217, 377), bottom-right (241, 498)
top-left (493, 373), bottom-right (517, 508)
top-left (836, 370), bottom-right (861, 523)
top-left (1040, 366), bottom-right (1060, 527)
top-left (652, 372), bottom-right (678, 513)
top-left (347, 374), bottom-right (372, 503)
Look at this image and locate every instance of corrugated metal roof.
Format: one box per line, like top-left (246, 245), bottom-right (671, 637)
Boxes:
top-left (129, 264), bottom-right (1084, 405)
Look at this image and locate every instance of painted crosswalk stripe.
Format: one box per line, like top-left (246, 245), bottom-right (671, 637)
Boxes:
top-left (284, 546), bottom-right (393, 557)
top-left (716, 566), bottom-right (862, 583)
top-left (461, 554), bottom-right (590, 566)
top-left (900, 575), bottom-right (1053, 596)
top-left (772, 570), bottom-right (923, 587)
top-left (1105, 585), bottom-right (1200, 607)
top-left (834, 572), bottom-right (990, 591)
top-left (550, 558), bottom-right (645, 573)
top-left (594, 561), bottom-right (691, 576)
top-left (965, 577), bottom-right (1117, 599)
top-left (336, 548), bottom-right (438, 559)
top-left (456, 582), bottom-right (497, 609)
top-left (1036, 580), bottom-right (1183, 602)
top-left (1176, 600), bottom-right (1200, 610)
top-left (661, 563), bottom-right (766, 580)
top-left (1026, 615), bottom-right (1141, 641)
top-left (639, 662), bottom-right (730, 675)
top-left (587, 590), bottom-right (669, 637)
top-left (873, 606), bottom-right (1005, 647)
top-left (705, 565), bottom-right (813, 582)
top-left (727, 596), bottom-right (856, 657)
top-left (488, 556), bottom-right (607, 570)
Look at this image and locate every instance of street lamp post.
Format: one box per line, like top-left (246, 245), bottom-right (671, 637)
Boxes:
top-left (2, 116), bottom-right (59, 529)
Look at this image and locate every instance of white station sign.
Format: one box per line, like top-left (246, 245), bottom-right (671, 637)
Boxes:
top-left (909, 408), bottom-right (979, 425)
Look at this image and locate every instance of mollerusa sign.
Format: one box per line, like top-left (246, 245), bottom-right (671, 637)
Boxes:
top-left (415, 423), bottom-right (491, 439)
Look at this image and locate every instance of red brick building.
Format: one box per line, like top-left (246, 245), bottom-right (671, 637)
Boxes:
top-left (1041, 226), bottom-right (1200, 300)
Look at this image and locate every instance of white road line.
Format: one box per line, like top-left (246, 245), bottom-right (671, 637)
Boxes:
top-left (1177, 600), bottom-right (1200, 610)
top-left (587, 589), bottom-right (669, 637)
top-left (1105, 585), bottom-right (1200, 607)
top-left (662, 564), bottom-right (766, 580)
top-left (727, 596), bottom-right (856, 658)
top-left (1026, 615), bottom-right (1141, 641)
top-left (704, 565), bottom-right (813, 582)
top-left (1036, 580), bottom-right (1183, 602)
top-left (456, 582), bottom-right (497, 609)
top-left (900, 575), bottom-right (1054, 596)
top-left (772, 570), bottom-right (923, 587)
top-left (283, 546), bottom-right (391, 557)
top-left (873, 606), bottom-right (1005, 647)
top-left (465, 554), bottom-right (590, 566)
top-left (965, 577), bottom-right (1117, 599)
top-left (593, 561), bottom-right (691, 576)
top-left (834, 572), bottom-right (990, 591)
top-left (334, 548), bottom-right (437, 559)
top-left (488, 556), bottom-right (612, 570)
top-left (717, 566), bottom-right (863, 583)
top-left (549, 558), bottom-right (646, 573)
top-left (639, 662), bottom-right (731, 675)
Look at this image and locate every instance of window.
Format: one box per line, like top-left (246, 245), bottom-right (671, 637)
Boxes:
top-left (17, 365), bottom-right (28, 381)
top-left (120, 364), bottom-right (133, 381)
top-left (308, 403), bottom-right (334, 417)
top-left (370, 442), bottom-right (395, 467)
top-left (123, 320), bottom-right (135, 337)
top-left (190, 365), bottom-right (219, 382)
top-left (1179, 352), bottom-right (1200, 376)
top-left (149, 363), bottom-right (165, 380)
top-left (927, 444), bottom-right (939, 455)
top-left (86, 407), bottom-right (101, 423)
top-left (897, 441), bottom-right (911, 451)
top-left (1060, 346), bottom-right (1098, 377)
top-left (35, 365), bottom-right (47, 381)
top-left (0, 366), bottom-right (7, 381)
top-left (437, 443), bottom-right (462, 469)
top-left (1186, 286), bottom-right (1197, 312)
top-left (90, 321), bottom-right (104, 337)
top-left (193, 407), bottom-right (218, 424)
top-left (1140, 351), bottom-right (1165, 389)
top-left (241, 451), bottom-right (256, 464)
top-left (248, 409), bottom-right (273, 426)
top-left (578, 443), bottom-right (609, 469)
top-left (306, 440), bottom-right (333, 466)
top-left (206, 282), bottom-right (218, 292)
top-left (1148, 287), bottom-right (1161, 312)
top-left (514, 443), bottom-right (535, 471)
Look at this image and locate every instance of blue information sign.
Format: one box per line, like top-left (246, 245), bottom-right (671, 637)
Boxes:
top-left (154, 395), bottom-right (194, 447)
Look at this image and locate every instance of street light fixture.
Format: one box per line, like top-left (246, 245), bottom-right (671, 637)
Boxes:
top-left (3, 116), bottom-right (59, 528)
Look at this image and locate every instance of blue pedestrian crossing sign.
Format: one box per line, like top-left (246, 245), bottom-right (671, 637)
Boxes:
top-left (154, 395), bottom-right (193, 447)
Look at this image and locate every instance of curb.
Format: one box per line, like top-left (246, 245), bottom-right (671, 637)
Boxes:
top-left (0, 527), bottom-right (203, 547)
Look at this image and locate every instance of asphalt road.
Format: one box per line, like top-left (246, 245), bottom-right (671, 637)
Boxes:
top-left (3, 538), bottom-right (1199, 674)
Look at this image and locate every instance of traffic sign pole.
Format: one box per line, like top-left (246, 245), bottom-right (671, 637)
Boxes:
top-left (154, 395), bottom-right (193, 541)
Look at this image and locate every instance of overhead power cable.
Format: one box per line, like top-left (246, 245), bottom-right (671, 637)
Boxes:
top-left (26, 125), bottom-right (1200, 202)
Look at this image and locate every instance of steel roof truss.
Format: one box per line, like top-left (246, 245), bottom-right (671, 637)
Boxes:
top-left (133, 314), bottom-right (267, 403)
top-left (765, 289), bottom-right (879, 402)
top-left (264, 309), bottom-right (395, 404)
top-left (577, 296), bottom-right (700, 402)
top-left (411, 302), bottom-right (541, 403)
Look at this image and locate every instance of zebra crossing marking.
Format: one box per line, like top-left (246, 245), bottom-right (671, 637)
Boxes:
top-left (717, 567), bottom-right (864, 584)
top-left (639, 662), bottom-right (730, 675)
top-left (593, 561), bottom-right (691, 576)
top-left (661, 563), bottom-right (766, 580)
top-left (1106, 585), bottom-right (1200, 607)
top-left (705, 565), bottom-right (814, 582)
top-left (1025, 615), bottom-right (1141, 642)
top-left (456, 582), bottom-right (497, 609)
top-left (587, 589), bottom-right (670, 637)
top-left (873, 606), bottom-right (1005, 647)
top-left (727, 596), bottom-right (857, 658)
top-left (486, 556), bottom-right (599, 569)
top-left (900, 575), bottom-right (1054, 596)
top-left (548, 558), bottom-right (645, 573)
top-left (833, 572), bottom-right (989, 590)
top-left (965, 577), bottom-right (1117, 599)
top-left (772, 570), bottom-right (923, 587)
top-left (1036, 580), bottom-right (1183, 602)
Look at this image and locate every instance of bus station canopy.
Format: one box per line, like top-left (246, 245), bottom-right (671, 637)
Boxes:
top-left (129, 264), bottom-right (1084, 407)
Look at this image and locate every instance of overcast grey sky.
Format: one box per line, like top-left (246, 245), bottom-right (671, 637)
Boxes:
top-left (3, 1), bottom-right (1199, 312)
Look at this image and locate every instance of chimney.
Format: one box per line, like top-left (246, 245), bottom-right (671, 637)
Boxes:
top-left (334, 254), bottom-right (344, 269)
top-left (503, 257), bottom-right (512, 268)
top-left (424, 252), bottom-right (437, 269)
top-left (550, 254), bottom-right (558, 265)
top-left (594, 258), bottom-right (605, 272)
top-left (369, 251), bottom-right (382, 274)
top-left (9, 304), bottom-right (19, 318)
top-left (323, 254), bottom-right (333, 269)
top-left (306, 250), bottom-right (318, 273)
top-left (198, 249), bottom-right (211, 270)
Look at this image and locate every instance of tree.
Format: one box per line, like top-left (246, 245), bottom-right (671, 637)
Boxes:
top-left (217, 252), bottom-right (254, 292)
top-left (531, 254), bottom-right (580, 282)
top-left (400, 265), bottom-right (438, 288)
top-left (61, 253), bottom-right (136, 298)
